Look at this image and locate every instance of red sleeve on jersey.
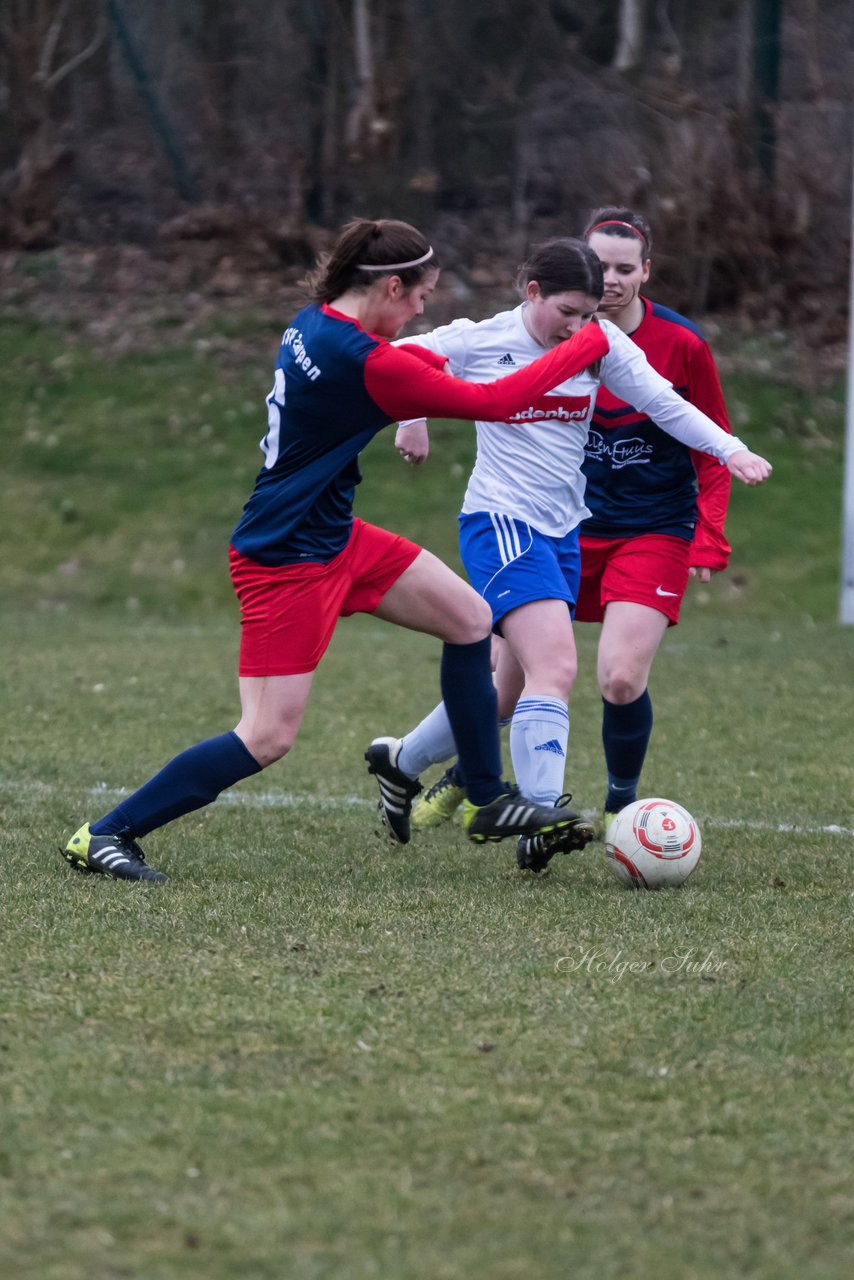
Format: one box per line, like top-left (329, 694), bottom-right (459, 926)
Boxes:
top-left (393, 343), bottom-right (449, 371)
top-left (363, 322), bottom-right (609, 423)
top-left (687, 340), bottom-right (733, 570)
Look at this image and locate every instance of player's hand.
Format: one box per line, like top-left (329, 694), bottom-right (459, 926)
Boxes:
top-left (395, 420), bottom-right (429, 466)
top-left (727, 449), bottom-right (772, 485)
top-left (689, 566), bottom-right (716, 583)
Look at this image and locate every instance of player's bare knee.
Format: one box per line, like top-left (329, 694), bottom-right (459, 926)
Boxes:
top-left (256, 738), bottom-right (294, 768)
top-left (236, 727), bottom-right (296, 768)
top-left (443, 596), bottom-right (492, 645)
top-left (600, 670), bottom-right (643, 704)
top-left (554, 653), bottom-right (578, 699)
top-left (533, 652), bottom-right (576, 700)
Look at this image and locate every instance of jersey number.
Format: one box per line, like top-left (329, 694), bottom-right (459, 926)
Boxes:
top-left (261, 368), bottom-right (286, 468)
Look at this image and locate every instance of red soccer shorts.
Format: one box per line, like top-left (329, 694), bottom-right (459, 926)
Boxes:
top-left (574, 532), bottom-right (691, 626)
top-left (229, 518), bottom-right (422, 676)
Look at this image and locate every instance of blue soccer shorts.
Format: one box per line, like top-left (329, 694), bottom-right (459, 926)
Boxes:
top-left (458, 511), bottom-right (581, 631)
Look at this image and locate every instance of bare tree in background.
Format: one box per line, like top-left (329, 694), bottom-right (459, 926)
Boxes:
top-left (613, 0), bottom-right (646, 72)
top-left (0, 0), bottom-right (104, 245)
top-left (199, 0), bottom-right (239, 198)
top-left (345, 0), bottom-right (376, 154)
top-left (0, 0), bottom-right (848, 326)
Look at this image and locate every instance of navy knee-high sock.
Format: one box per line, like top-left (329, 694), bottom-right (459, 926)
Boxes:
top-left (602, 691), bottom-right (653, 812)
top-left (441, 715), bottom-right (512, 791)
top-left (440, 637), bottom-right (502, 806)
top-left (90, 731), bottom-right (262, 839)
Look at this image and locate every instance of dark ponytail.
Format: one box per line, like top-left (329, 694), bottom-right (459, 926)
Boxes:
top-left (308, 218), bottom-right (437, 303)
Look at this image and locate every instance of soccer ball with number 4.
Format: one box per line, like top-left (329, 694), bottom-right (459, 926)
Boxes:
top-left (605, 798), bottom-right (702, 890)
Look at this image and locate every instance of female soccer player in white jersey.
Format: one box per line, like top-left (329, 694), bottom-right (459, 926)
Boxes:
top-left (372, 237), bottom-right (770, 871)
top-left (59, 218), bottom-right (610, 882)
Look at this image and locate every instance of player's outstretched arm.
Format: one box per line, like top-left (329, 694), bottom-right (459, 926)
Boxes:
top-left (726, 449), bottom-right (772, 485)
top-left (366, 321), bottom-right (609, 423)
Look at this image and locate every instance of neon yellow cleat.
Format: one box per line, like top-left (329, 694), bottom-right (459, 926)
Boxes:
top-left (412, 766), bottom-right (465, 829)
top-left (600, 810), bottom-right (620, 842)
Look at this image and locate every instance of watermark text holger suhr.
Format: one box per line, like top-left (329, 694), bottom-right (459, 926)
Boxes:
top-left (555, 947), bottom-right (729, 982)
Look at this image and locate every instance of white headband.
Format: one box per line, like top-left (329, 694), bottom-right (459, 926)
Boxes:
top-left (359, 247), bottom-right (434, 271)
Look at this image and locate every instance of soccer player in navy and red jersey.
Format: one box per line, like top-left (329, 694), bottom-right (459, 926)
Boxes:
top-left (60, 218), bottom-right (610, 882)
top-left (575, 206), bottom-right (737, 829)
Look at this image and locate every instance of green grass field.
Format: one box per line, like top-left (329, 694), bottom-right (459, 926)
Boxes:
top-left (1, 310), bottom-right (852, 1279)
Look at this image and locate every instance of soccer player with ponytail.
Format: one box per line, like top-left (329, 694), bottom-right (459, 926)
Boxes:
top-left (60, 217), bottom-right (609, 882)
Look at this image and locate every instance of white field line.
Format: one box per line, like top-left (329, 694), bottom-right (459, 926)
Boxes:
top-left (3, 778), bottom-right (853, 839)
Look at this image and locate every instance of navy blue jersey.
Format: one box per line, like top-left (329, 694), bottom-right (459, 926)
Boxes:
top-left (231, 304), bottom-right (389, 565)
top-left (581, 299), bottom-right (732, 560)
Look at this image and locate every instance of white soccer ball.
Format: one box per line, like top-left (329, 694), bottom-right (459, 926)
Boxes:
top-left (605, 798), bottom-right (701, 890)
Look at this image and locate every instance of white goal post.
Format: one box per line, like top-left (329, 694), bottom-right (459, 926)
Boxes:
top-left (842, 128), bottom-right (854, 624)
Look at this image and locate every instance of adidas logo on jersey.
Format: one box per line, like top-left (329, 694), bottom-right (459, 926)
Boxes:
top-left (534, 739), bottom-right (565, 756)
top-left (497, 352), bottom-right (516, 367)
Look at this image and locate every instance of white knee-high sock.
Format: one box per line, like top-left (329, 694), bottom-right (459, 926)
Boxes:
top-left (397, 701), bottom-right (457, 778)
top-left (510, 696), bottom-right (569, 805)
top-left (397, 707), bottom-right (512, 782)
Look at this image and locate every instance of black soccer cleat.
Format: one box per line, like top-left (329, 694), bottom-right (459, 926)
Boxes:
top-left (61, 823), bottom-right (167, 883)
top-left (462, 784), bottom-right (588, 846)
top-left (516, 795), bottom-right (596, 872)
top-left (364, 736), bottom-right (422, 844)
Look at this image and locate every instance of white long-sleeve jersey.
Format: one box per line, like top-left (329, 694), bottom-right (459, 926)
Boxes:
top-left (397, 306), bottom-right (746, 538)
